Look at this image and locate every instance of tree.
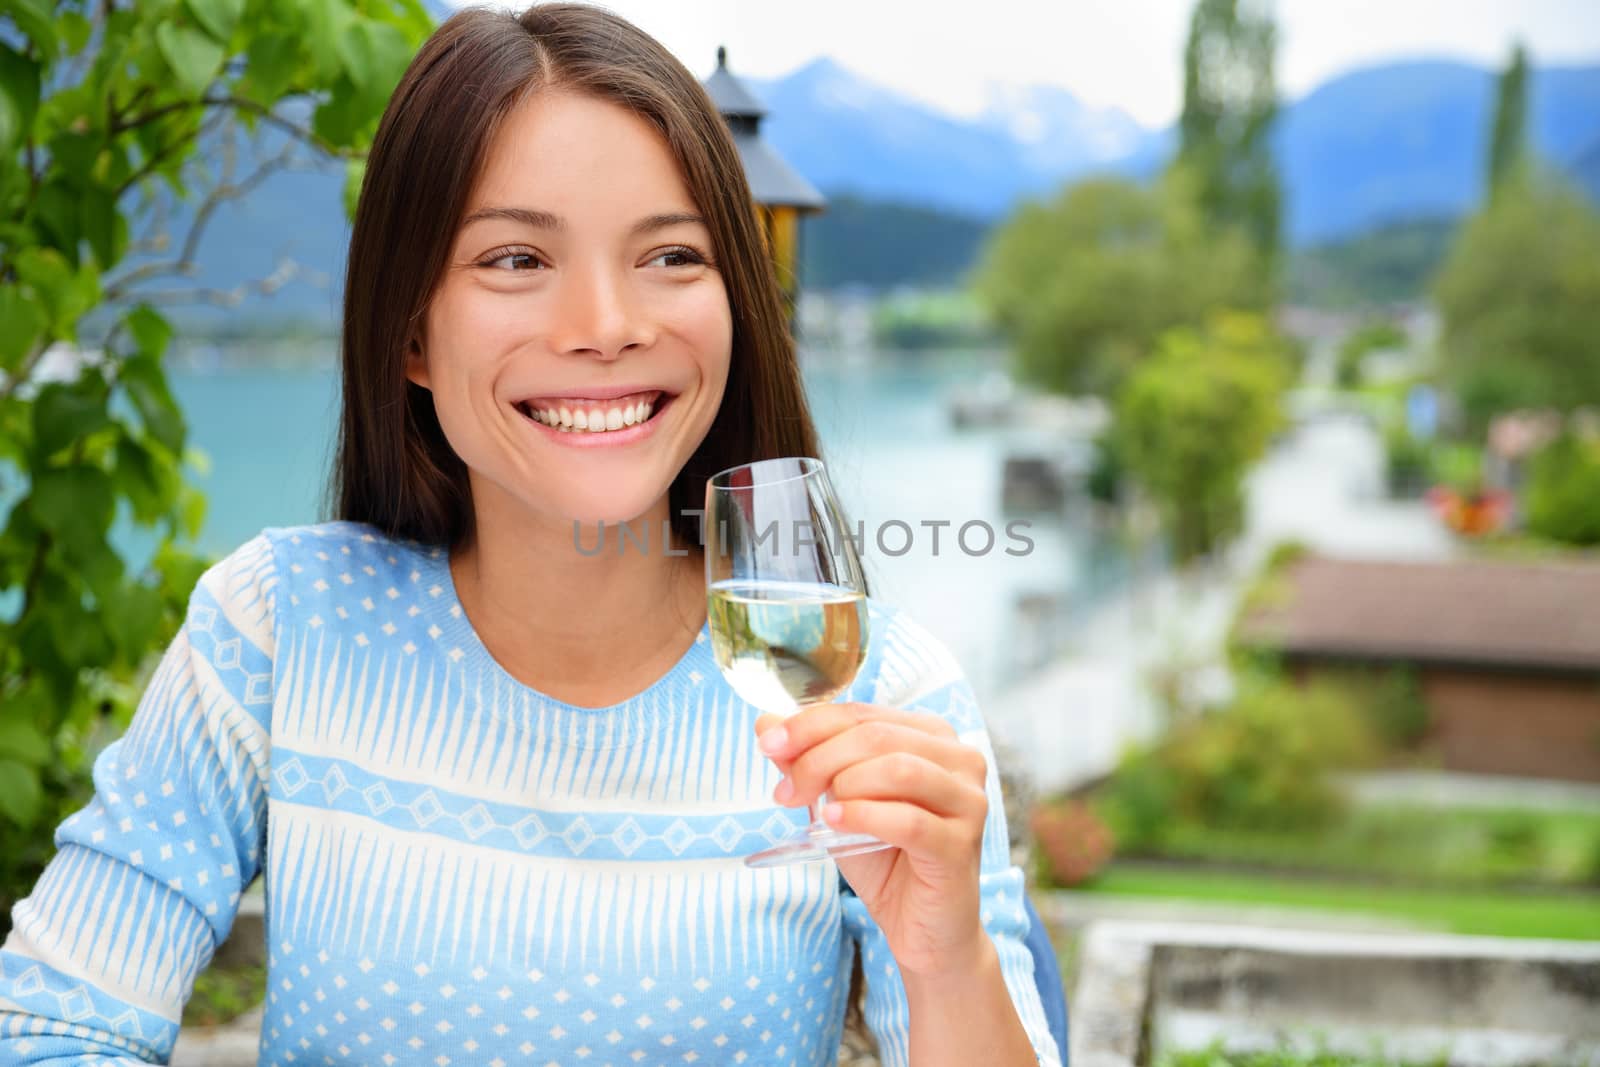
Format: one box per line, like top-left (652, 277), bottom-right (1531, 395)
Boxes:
top-left (1114, 311), bottom-right (1288, 562)
top-left (1523, 430), bottom-right (1600, 546)
top-left (1433, 172), bottom-right (1600, 431)
top-left (1176, 0), bottom-right (1281, 277)
top-left (0, 0), bottom-right (433, 915)
top-left (1487, 41), bottom-right (1530, 199)
top-left (970, 169), bottom-right (1267, 397)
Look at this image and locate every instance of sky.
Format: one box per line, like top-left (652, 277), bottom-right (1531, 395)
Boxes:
top-left (445, 0), bottom-right (1600, 127)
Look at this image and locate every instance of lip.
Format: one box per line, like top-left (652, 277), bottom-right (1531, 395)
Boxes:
top-left (514, 393), bottom-right (675, 448)
top-left (516, 384), bottom-right (670, 403)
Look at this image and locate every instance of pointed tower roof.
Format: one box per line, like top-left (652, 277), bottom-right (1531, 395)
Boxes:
top-left (702, 46), bottom-right (825, 211)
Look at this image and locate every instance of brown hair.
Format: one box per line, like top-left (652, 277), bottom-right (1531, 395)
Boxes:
top-left (330, 2), bottom-right (822, 553)
top-left (328, 1), bottom-right (871, 1038)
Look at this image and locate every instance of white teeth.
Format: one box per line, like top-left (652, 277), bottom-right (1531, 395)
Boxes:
top-left (524, 395), bottom-right (664, 434)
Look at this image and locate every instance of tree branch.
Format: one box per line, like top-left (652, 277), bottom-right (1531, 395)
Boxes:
top-left (104, 137), bottom-right (301, 303)
top-left (112, 94), bottom-right (356, 161)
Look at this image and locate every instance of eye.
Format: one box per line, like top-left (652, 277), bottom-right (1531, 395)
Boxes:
top-left (648, 245), bottom-right (709, 268)
top-left (475, 247), bottom-right (545, 272)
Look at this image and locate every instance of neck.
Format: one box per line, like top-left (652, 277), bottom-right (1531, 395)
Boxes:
top-left (448, 494), bottom-right (706, 702)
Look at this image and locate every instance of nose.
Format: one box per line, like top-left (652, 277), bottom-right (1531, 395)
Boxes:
top-left (548, 264), bottom-right (654, 361)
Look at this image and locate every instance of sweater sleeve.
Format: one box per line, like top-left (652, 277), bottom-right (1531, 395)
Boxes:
top-left (840, 606), bottom-right (1063, 1067)
top-left (0, 532), bottom-right (279, 1064)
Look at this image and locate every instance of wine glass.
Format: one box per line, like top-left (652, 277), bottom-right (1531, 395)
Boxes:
top-left (704, 457), bottom-right (894, 868)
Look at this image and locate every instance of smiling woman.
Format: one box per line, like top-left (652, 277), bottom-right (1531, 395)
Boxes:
top-left (0, 5), bottom-right (1062, 1067)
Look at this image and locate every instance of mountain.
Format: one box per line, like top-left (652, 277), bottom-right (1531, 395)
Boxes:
top-left (751, 56), bottom-right (1600, 243)
top-left (745, 58), bottom-right (1151, 219)
top-left (799, 194), bottom-right (992, 291)
top-left (1276, 60), bottom-right (1600, 242)
top-left (129, 52), bottom-right (1600, 332)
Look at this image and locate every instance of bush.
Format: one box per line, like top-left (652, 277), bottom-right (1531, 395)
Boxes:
top-left (1335, 319), bottom-right (1408, 390)
top-left (1523, 431), bottom-right (1600, 546)
top-left (1099, 676), bottom-right (1378, 851)
top-left (1383, 426), bottom-right (1434, 497)
top-left (1031, 801), bottom-right (1115, 887)
top-left (1319, 666), bottom-right (1430, 750)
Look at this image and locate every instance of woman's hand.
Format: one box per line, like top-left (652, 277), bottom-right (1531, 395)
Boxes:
top-left (753, 702), bottom-right (991, 980)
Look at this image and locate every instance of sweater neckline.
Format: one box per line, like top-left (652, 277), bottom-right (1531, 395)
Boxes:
top-left (415, 542), bottom-right (712, 749)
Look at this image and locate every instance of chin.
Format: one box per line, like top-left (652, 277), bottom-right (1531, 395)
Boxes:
top-left (557, 488), bottom-right (675, 533)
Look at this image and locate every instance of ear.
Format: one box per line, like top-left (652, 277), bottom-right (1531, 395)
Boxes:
top-left (404, 337), bottom-right (431, 391)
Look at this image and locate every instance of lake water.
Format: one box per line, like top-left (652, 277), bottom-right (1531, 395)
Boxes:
top-left (168, 348), bottom-right (1131, 704)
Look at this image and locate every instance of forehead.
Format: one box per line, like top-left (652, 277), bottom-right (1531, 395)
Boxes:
top-left (465, 90), bottom-right (700, 223)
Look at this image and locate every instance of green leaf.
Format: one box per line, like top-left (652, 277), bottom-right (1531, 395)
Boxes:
top-left (33, 376), bottom-right (112, 458)
top-left (342, 156), bottom-right (365, 221)
top-left (31, 180), bottom-right (81, 268)
top-left (57, 11), bottom-right (92, 54)
top-left (80, 186), bottom-right (125, 269)
top-left (0, 285), bottom-right (47, 373)
top-left (127, 305), bottom-right (173, 359)
top-left (0, 0), bottom-right (57, 58)
top-left (298, 0), bottom-right (350, 83)
top-left (0, 718), bottom-right (52, 766)
top-left (120, 352), bottom-right (186, 453)
top-left (48, 130), bottom-right (99, 187)
top-left (13, 246), bottom-right (88, 335)
top-left (0, 43), bottom-right (41, 149)
top-left (115, 432), bottom-right (179, 523)
top-left (155, 23), bottom-right (226, 97)
top-left (0, 758), bottom-right (43, 827)
top-left (241, 31), bottom-right (301, 105)
top-left (311, 73), bottom-right (366, 146)
top-left (71, 524), bottom-right (126, 599)
top-left (183, 0), bottom-right (244, 45)
top-left (31, 465), bottom-right (117, 536)
top-left (178, 483), bottom-right (207, 540)
top-left (153, 541), bottom-right (211, 600)
top-left (336, 21), bottom-right (409, 96)
top-left (101, 579), bottom-right (166, 665)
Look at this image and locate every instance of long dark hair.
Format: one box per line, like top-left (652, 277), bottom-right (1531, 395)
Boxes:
top-left (328, 0), bottom-right (870, 1039)
top-left (330, 2), bottom-right (822, 553)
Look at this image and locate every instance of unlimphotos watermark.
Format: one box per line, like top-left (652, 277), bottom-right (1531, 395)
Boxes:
top-left (573, 512), bottom-right (1036, 558)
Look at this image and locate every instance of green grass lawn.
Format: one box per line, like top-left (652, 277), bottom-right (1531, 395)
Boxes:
top-left (181, 962), bottom-right (266, 1028)
top-left (1159, 1046), bottom-right (1446, 1067)
top-left (1079, 863), bottom-right (1600, 940)
top-left (1137, 805), bottom-right (1600, 889)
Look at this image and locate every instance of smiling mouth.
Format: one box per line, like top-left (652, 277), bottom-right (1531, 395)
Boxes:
top-left (514, 390), bottom-right (673, 434)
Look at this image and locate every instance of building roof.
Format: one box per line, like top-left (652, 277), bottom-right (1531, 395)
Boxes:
top-left (703, 46), bottom-right (767, 118)
top-left (729, 128), bottom-right (826, 210)
top-left (700, 46), bottom-right (825, 211)
top-left (1236, 556), bottom-right (1600, 673)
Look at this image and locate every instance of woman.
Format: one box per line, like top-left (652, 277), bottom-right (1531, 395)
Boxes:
top-left (0, 5), bottom-right (1062, 1065)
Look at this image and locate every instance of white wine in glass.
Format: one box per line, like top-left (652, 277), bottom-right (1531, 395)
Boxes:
top-left (705, 457), bottom-right (894, 868)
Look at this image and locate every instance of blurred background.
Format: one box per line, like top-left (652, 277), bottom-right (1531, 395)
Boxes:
top-left (3, 0), bottom-right (1599, 1063)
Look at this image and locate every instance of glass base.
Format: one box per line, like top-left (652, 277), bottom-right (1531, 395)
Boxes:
top-left (744, 820), bottom-right (895, 868)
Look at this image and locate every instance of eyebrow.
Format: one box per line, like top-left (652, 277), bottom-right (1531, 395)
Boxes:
top-left (460, 207), bottom-right (708, 236)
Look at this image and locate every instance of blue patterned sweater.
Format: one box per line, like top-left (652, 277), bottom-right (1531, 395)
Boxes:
top-left (0, 521), bottom-right (1061, 1066)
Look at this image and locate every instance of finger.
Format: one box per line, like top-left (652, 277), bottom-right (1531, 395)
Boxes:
top-left (759, 702), bottom-right (957, 761)
top-left (781, 721), bottom-right (980, 809)
top-left (821, 798), bottom-right (974, 861)
top-left (827, 751), bottom-right (989, 820)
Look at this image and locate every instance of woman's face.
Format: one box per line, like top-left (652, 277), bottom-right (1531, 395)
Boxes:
top-left (408, 90), bottom-right (733, 536)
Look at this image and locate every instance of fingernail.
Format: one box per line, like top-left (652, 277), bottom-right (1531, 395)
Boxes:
top-left (773, 777), bottom-right (794, 804)
top-left (758, 726), bottom-right (788, 755)
top-left (822, 802), bottom-right (844, 825)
